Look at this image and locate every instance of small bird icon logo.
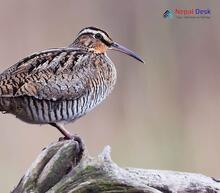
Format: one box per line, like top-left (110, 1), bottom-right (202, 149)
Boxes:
top-left (163, 10), bottom-right (173, 19)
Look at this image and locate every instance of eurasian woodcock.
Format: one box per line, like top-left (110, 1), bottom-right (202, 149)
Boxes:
top-left (0, 27), bottom-right (144, 139)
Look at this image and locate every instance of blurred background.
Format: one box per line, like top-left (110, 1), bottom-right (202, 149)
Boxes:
top-left (0, 0), bottom-right (219, 192)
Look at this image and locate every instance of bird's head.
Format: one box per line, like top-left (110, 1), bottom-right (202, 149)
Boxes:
top-left (72, 27), bottom-right (144, 63)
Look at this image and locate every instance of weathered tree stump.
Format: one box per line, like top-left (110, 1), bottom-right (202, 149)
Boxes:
top-left (12, 138), bottom-right (220, 193)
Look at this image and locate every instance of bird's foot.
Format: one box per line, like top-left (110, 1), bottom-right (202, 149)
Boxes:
top-left (58, 134), bottom-right (85, 160)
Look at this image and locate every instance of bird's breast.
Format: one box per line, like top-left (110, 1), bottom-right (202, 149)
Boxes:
top-left (85, 53), bottom-right (117, 111)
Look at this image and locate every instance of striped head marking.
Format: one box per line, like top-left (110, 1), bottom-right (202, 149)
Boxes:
top-left (72, 26), bottom-right (144, 63)
top-left (73, 27), bottom-right (113, 53)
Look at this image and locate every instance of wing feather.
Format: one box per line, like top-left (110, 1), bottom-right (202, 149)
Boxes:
top-left (0, 48), bottom-right (91, 101)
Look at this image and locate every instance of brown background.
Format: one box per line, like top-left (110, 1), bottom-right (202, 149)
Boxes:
top-left (0, 0), bottom-right (219, 192)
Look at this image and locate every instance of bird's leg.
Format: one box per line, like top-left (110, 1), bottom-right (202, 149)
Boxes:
top-left (49, 123), bottom-right (85, 157)
top-left (49, 123), bottom-right (72, 139)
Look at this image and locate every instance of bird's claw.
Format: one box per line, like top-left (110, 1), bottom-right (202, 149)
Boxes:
top-left (58, 134), bottom-right (85, 161)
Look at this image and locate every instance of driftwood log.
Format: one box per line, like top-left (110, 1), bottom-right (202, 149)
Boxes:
top-left (12, 138), bottom-right (220, 193)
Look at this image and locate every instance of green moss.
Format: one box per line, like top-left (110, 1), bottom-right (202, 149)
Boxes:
top-left (84, 165), bottom-right (95, 172)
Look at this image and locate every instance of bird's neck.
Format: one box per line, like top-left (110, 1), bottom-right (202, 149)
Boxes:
top-left (68, 41), bottom-right (88, 50)
top-left (69, 35), bottom-right (95, 50)
top-left (69, 36), bottom-right (108, 54)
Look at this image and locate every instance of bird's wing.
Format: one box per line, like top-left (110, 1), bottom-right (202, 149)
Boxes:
top-left (0, 48), bottom-right (92, 100)
top-left (0, 48), bottom-right (81, 79)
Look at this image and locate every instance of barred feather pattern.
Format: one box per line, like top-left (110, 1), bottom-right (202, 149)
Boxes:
top-left (0, 48), bottom-right (116, 124)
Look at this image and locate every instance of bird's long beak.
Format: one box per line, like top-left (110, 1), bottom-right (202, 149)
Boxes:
top-left (110, 42), bottom-right (144, 63)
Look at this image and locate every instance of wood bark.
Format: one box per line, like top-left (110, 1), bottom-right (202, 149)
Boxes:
top-left (12, 138), bottom-right (220, 193)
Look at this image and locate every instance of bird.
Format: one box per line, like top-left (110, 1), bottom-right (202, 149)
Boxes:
top-left (0, 27), bottom-right (144, 139)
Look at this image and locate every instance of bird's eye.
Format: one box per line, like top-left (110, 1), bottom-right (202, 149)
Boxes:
top-left (95, 33), bottom-right (102, 39)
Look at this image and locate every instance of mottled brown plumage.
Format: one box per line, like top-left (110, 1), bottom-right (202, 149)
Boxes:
top-left (0, 27), bottom-right (144, 138)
